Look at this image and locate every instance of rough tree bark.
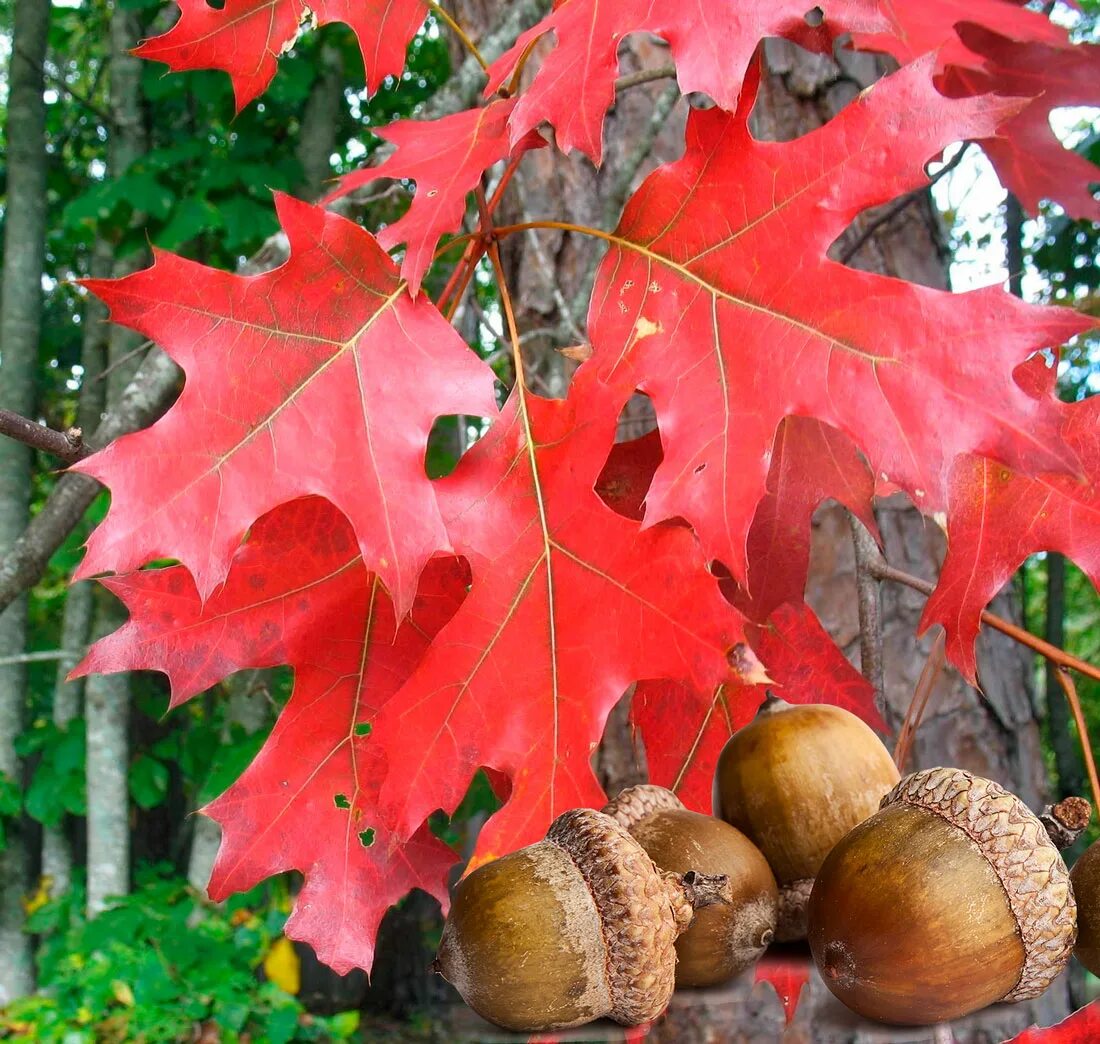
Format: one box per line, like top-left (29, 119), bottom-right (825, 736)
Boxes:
top-left (0, 0), bottom-right (50, 1003)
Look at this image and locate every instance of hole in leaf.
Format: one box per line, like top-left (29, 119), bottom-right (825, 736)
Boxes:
top-left (426, 415), bottom-right (494, 478)
top-left (334, 793), bottom-right (351, 809)
top-left (205, 0), bottom-right (227, 8)
top-left (595, 393), bottom-right (662, 521)
top-left (354, 722), bottom-right (372, 737)
top-left (358, 828), bottom-right (376, 848)
top-left (694, 463), bottom-right (707, 475)
top-left (804, 6), bottom-right (824, 26)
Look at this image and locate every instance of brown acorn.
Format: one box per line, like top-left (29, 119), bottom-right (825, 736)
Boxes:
top-left (604, 784), bottom-right (779, 987)
top-left (713, 695), bottom-right (900, 940)
top-left (1070, 831), bottom-right (1100, 977)
top-left (434, 807), bottom-right (732, 1032)
top-left (808, 767), bottom-right (1078, 1025)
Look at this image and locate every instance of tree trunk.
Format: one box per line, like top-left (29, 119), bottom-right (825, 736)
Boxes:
top-left (0, 0), bottom-right (50, 1004)
top-left (186, 672), bottom-right (269, 895)
top-left (84, 1), bottom-right (151, 919)
top-left (42, 241), bottom-right (111, 898)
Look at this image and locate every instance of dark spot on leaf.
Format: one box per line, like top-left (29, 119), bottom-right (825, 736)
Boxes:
top-left (248, 574), bottom-right (266, 590)
top-left (694, 463), bottom-right (707, 474)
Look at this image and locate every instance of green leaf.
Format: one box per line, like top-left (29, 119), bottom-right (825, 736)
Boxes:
top-left (129, 755), bottom-right (170, 810)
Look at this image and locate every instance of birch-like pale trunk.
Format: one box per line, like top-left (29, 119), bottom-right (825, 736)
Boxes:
top-left (0, 0), bottom-right (50, 1004)
top-left (42, 243), bottom-right (111, 898)
top-left (84, 2), bottom-right (149, 919)
top-left (186, 673), bottom-right (270, 895)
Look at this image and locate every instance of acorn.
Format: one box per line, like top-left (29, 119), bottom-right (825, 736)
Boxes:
top-left (434, 807), bottom-right (733, 1032)
top-left (1068, 818), bottom-right (1100, 977)
top-left (808, 767), bottom-right (1078, 1025)
top-left (713, 696), bottom-right (900, 940)
top-left (604, 784), bottom-right (779, 987)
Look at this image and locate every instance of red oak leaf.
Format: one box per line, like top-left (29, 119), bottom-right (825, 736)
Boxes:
top-left (734, 417), bottom-right (878, 623)
top-left (634, 601), bottom-right (881, 813)
top-left (135, 0), bottom-right (427, 111)
top-left (373, 370), bottom-right (745, 866)
top-left (940, 26), bottom-right (1100, 220)
top-left (586, 57), bottom-right (1089, 582)
top-left (1005, 1002), bottom-right (1100, 1043)
top-left (922, 392), bottom-right (1100, 682)
top-left (754, 952), bottom-right (812, 1025)
top-left (75, 194), bottom-right (496, 617)
top-left (752, 954), bottom-right (814, 1025)
top-left (73, 497), bottom-right (467, 973)
top-left (326, 100), bottom-right (545, 296)
top-left (484, 0), bottom-right (890, 162)
top-left (852, 0), bottom-right (1068, 72)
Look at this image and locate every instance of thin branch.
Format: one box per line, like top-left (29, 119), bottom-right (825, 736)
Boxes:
top-left (849, 512), bottom-right (886, 707)
top-left (426, 1), bottom-right (489, 72)
top-left (0, 650), bottom-right (78, 668)
top-left (92, 338), bottom-right (153, 383)
top-left (614, 64), bottom-right (678, 93)
top-left (868, 561), bottom-right (1100, 684)
top-left (839, 144), bottom-right (971, 266)
top-left (0, 409), bottom-right (87, 464)
top-left (893, 630), bottom-right (947, 771)
top-left (1055, 668), bottom-right (1100, 814)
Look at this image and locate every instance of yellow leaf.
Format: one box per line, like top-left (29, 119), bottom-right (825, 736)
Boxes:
top-left (263, 936), bottom-right (301, 995)
top-left (111, 980), bottom-right (136, 1007)
top-left (22, 876), bottom-right (52, 915)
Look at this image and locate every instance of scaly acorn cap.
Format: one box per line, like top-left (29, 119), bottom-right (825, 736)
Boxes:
top-left (880, 767), bottom-right (1076, 1001)
top-left (603, 782), bottom-right (686, 830)
top-left (546, 808), bottom-right (730, 1023)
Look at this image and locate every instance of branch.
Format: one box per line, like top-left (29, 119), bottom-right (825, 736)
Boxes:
top-left (868, 561), bottom-right (1100, 685)
top-left (0, 349), bottom-right (182, 617)
top-left (1055, 668), bottom-right (1100, 815)
top-left (849, 512), bottom-right (886, 706)
top-left (614, 64), bottom-right (677, 93)
top-left (839, 144), bottom-right (971, 266)
top-left (0, 410), bottom-right (87, 464)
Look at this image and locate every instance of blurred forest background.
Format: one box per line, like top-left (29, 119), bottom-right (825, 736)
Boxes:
top-left (0, 0), bottom-right (1097, 1041)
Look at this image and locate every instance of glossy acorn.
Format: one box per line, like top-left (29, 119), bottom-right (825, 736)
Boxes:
top-left (808, 767), bottom-right (1078, 1025)
top-left (1070, 832), bottom-right (1100, 977)
top-left (434, 807), bottom-right (732, 1032)
top-left (713, 695), bottom-right (900, 939)
top-left (604, 784), bottom-right (778, 987)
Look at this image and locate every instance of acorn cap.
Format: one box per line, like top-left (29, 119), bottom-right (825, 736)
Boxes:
top-left (881, 767), bottom-right (1076, 1001)
top-left (546, 808), bottom-right (729, 1024)
top-left (604, 783), bottom-right (685, 830)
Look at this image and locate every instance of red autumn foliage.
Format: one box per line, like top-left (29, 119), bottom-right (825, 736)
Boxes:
top-left (74, 0), bottom-right (1099, 985)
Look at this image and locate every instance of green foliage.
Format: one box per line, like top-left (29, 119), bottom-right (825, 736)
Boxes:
top-left (0, 870), bottom-right (359, 1044)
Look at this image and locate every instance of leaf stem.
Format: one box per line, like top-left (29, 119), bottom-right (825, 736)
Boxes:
top-left (1055, 667), bottom-right (1100, 814)
top-left (869, 561), bottom-right (1100, 684)
top-left (426, 2), bottom-right (489, 72)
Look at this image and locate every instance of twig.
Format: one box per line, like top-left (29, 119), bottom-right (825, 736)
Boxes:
top-left (849, 512), bottom-right (886, 707)
top-left (0, 650), bottom-right (78, 668)
top-left (426, 1), bottom-right (489, 71)
top-left (1055, 668), bottom-right (1100, 814)
top-left (868, 561), bottom-right (1100, 684)
top-left (839, 144), bottom-right (971, 266)
top-left (893, 630), bottom-right (947, 771)
top-left (614, 64), bottom-right (678, 93)
top-left (93, 338), bottom-right (153, 383)
top-left (0, 409), bottom-right (87, 464)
